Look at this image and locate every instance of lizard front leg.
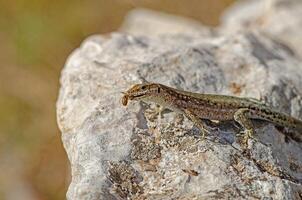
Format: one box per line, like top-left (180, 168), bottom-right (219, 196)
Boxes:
top-left (183, 109), bottom-right (210, 138)
top-left (233, 108), bottom-right (256, 144)
top-left (145, 104), bottom-right (165, 121)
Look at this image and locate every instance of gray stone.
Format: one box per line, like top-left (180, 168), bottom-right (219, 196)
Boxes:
top-left (57, 2), bottom-right (302, 200)
top-left (222, 0), bottom-right (302, 57)
top-left (120, 8), bottom-right (213, 38)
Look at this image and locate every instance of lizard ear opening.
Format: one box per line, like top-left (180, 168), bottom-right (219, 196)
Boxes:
top-left (157, 87), bottom-right (161, 93)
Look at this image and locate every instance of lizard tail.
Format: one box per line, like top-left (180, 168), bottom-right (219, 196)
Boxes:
top-left (290, 118), bottom-right (302, 142)
top-left (272, 112), bottom-right (302, 142)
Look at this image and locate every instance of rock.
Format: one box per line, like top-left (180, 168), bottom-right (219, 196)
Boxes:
top-left (120, 8), bottom-right (213, 38)
top-left (57, 2), bottom-right (302, 200)
top-left (221, 0), bottom-right (302, 57)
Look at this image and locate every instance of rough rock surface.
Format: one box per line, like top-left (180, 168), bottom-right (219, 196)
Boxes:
top-left (57, 1), bottom-right (302, 199)
top-left (222, 0), bottom-right (302, 57)
top-left (120, 8), bottom-right (213, 38)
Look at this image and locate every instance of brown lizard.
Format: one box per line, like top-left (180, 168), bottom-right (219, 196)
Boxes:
top-left (121, 83), bottom-right (302, 142)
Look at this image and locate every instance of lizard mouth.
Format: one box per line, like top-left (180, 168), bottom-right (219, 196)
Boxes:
top-left (121, 89), bottom-right (149, 106)
top-left (132, 93), bottom-right (145, 98)
top-left (121, 92), bottom-right (147, 106)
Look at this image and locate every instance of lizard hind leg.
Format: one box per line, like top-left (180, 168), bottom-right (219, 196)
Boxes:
top-left (183, 109), bottom-right (210, 139)
top-left (233, 108), bottom-right (256, 144)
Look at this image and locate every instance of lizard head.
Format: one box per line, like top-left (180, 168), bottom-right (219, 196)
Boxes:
top-left (121, 83), bottom-right (162, 106)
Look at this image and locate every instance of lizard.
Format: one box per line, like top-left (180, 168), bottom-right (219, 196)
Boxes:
top-left (121, 82), bottom-right (302, 143)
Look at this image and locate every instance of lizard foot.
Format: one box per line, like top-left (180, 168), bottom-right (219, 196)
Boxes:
top-left (200, 127), bottom-right (210, 140)
top-left (237, 129), bottom-right (257, 147)
top-left (174, 114), bottom-right (184, 125)
top-left (145, 105), bottom-right (164, 122)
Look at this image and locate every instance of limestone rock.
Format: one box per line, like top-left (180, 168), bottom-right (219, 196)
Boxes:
top-left (57, 2), bottom-right (302, 200)
top-left (222, 0), bottom-right (302, 57)
top-left (120, 8), bottom-right (213, 38)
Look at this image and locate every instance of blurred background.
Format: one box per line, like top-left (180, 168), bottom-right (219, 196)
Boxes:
top-left (0, 0), bottom-right (234, 199)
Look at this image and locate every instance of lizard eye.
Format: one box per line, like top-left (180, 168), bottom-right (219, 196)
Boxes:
top-left (141, 85), bottom-right (146, 90)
